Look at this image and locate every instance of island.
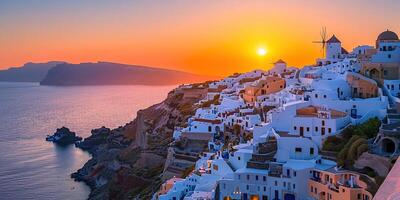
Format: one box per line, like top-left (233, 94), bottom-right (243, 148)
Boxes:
top-left (40, 62), bottom-right (216, 86)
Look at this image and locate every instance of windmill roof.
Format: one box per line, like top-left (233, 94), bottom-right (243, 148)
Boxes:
top-left (327, 35), bottom-right (341, 43)
top-left (274, 59), bottom-right (286, 64)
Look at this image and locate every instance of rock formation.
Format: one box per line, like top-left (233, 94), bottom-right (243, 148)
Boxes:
top-left (72, 84), bottom-right (208, 199)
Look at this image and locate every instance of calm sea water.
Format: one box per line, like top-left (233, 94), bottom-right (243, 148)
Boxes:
top-left (0, 82), bottom-right (175, 200)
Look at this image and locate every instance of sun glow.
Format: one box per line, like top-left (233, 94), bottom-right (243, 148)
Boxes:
top-left (257, 48), bottom-right (267, 56)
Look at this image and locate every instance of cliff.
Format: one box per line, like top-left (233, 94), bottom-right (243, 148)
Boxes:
top-left (0, 61), bottom-right (65, 82)
top-left (40, 62), bottom-right (215, 86)
top-left (72, 83), bottom-right (208, 199)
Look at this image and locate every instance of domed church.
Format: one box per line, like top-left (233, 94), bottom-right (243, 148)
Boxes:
top-left (361, 30), bottom-right (400, 85)
top-left (376, 29), bottom-right (399, 48)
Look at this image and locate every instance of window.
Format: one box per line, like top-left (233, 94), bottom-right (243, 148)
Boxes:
top-left (293, 184), bottom-right (295, 189)
top-left (256, 175), bottom-right (259, 181)
top-left (315, 94), bottom-right (318, 98)
top-left (283, 182), bottom-right (286, 187)
top-left (307, 127), bottom-right (310, 132)
top-left (310, 148), bottom-right (314, 155)
top-left (246, 185), bottom-right (249, 190)
top-left (322, 120), bottom-right (325, 126)
top-left (247, 175), bottom-right (250, 180)
top-left (315, 127), bottom-right (318, 132)
top-left (263, 186), bottom-right (266, 192)
top-left (238, 156), bottom-right (241, 160)
top-left (295, 147), bottom-right (302, 152)
top-left (357, 193), bottom-right (361, 199)
top-left (238, 175), bottom-right (241, 180)
top-left (388, 54), bottom-right (392, 59)
top-left (323, 95), bottom-right (327, 98)
top-left (275, 181), bottom-right (277, 186)
top-left (294, 171), bottom-right (297, 177)
top-left (263, 176), bottom-right (266, 181)
top-left (328, 128), bottom-right (332, 133)
top-left (208, 126), bottom-right (212, 132)
top-left (294, 126), bottom-right (297, 130)
top-left (213, 164), bottom-right (219, 171)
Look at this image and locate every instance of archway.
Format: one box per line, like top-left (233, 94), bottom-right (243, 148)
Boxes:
top-left (369, 68), bottom-right (380, 80)
top-left (318, 192), bottom-right (326, 200)
top-left (381, 138), bottom-right (396, 154)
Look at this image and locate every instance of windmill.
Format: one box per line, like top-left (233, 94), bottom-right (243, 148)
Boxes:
top-left (313, 26), bottom-right (328, 57)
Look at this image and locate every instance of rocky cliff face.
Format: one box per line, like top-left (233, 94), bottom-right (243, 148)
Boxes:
top-left (72, 85), bottom-right (206, 200)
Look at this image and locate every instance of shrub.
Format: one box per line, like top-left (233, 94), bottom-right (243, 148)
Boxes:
top-left (348, 138), bottom-right (367, 161)
top-left (354, 118), bottom-right (381, 139)
top-left (323, 136), bottom-right (345, 152)
top-left (357, 144), bottom-right (369, 157)
top-left (337, 147), bottom-right (349, 167)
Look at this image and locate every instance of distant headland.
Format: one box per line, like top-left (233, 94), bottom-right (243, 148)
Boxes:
top-left (0, 61), bottom-right (218, 86)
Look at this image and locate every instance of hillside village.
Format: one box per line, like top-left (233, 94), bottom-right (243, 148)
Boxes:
top-left (153, 30), bottom-right (400, 200)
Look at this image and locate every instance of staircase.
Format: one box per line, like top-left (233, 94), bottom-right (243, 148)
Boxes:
top-left (246, 136), bottom-right (277, 170)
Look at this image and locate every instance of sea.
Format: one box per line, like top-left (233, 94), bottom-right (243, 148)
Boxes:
top-left (0, 82), bottom-right (175, 200)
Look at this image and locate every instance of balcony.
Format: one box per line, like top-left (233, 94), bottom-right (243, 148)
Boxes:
top-left (309, 177), bottom-right (341, 193)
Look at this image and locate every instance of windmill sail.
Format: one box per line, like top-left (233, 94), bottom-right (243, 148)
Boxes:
top-left (312, 26), bottom-right (327, 57)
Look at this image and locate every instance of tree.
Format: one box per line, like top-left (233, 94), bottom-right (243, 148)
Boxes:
top-left (348, 138), bottom-right (367, 161)
top-left (357, 144), bottom-right (369, 157)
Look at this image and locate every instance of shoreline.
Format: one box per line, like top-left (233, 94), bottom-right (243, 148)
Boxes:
top-left (68, 83), bottom-right (207, 199)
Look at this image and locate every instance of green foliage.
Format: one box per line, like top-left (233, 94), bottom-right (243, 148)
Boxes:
top-left (336, 150), bottom-right (347, 166)
top-left (322, 118), bottom-right (381, 156)
top-left (322, 136), bottom-right (345, 151)
top-left (357, 143), bottom-right (369, 157)
top-left (355, 118), bottom-right (381, 138)
top-left (348, 138), bottom-right (367, 162)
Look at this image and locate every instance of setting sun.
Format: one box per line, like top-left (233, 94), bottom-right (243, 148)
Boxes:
top-left (257, 48), bottom-right (267, 56)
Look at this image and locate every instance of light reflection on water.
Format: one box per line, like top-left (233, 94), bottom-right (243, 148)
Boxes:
top-left (0, 82), bottom-right (174, 200)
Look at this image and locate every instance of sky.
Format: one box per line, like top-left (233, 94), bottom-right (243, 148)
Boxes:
top-left (0, 0), bottom-right (399, 76)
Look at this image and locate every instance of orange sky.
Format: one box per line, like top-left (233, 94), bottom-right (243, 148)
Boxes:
top-left (0, 0), bottom-right (399, 76)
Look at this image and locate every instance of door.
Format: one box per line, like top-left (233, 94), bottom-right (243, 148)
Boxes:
top-left (243, 193), bottom-right (248, 200)
top-left (284, 194), bottom-right (295, 200)
top-left (299, 127), bottom-right (304, 137)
